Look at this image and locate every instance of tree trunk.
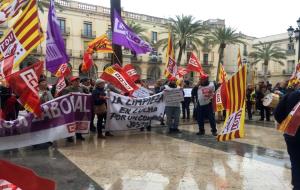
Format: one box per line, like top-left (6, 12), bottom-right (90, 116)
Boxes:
top-left (216, 47), bottom-right (224, 83)
top-left (176, 46), bottom-right (183, 66)
top-left (263, 62), bottom-right (268, 83)
top-left (110, 0), bottom-right (122, 66)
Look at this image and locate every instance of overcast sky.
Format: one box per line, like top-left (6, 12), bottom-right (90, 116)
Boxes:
top-left (77, 0), bottom-right (300, 38)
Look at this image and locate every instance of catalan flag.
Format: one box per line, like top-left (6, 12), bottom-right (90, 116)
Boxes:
top-left (0, 0), bottom-right (44, 70)
top-left (164, 32), bottom-right (177, 79)
top-left (237, 48), bottom-right (242, 69)
top-left (219, 64), bottom-right (227, 84)
top-left (88, 34), bottom-right (113, 53)
top-left (217, 65), bottom-right (247, 141)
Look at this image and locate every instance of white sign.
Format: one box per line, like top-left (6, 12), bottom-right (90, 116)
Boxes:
top-left (132, 87), bottom-right (152, 98)
top-left (183, 88), bottom-right (192, 97)
top-left (164, 88), bottom-right (184, 104)
top-left (106, 91), bottom-right (165, 131)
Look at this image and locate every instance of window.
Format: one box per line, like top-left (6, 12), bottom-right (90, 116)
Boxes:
top-left (203, 53), bottom-right (209, 65)
top-left (83, 22), bottom-right (92, 37)
top-left (287, 60), bottom-right (295, 74)
top-left (288, 43), bottom-right (294, 51)
top-left (151, 31), bottom-right (157, 43)
top-left (58, 18), bottom-right (66, 34)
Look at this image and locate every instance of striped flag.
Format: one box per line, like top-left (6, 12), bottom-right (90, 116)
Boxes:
top-left (164, 32), bottom-right (176, 79)
top-left (237, 48), bottom-right (242, 69)
top-left (219, 64), bottom-right (227, 84)
top-left (217, 65), bottom-right (247, 141)
top-left (0, 0), bottom-right (44, 70)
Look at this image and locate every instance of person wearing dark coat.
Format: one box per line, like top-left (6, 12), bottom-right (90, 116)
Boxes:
top-left (274, 87), bottom-right (300, 190)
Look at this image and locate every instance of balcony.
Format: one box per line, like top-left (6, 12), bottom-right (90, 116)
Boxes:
top-left (81, 30), bottom-right (96, 39)
top-left (60, 27), bottom-right (70, 36)
top-left (131, 56), bottom-right (142, 63)
top-left (148, 56), bottom-right (162, 64)
top-left (286, 49), bottom-right (295, 55)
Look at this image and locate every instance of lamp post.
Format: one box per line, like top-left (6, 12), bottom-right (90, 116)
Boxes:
top-left (287, 17), bottom-right (300, 62)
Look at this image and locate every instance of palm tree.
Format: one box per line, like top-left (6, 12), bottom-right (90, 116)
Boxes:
top-left (206, 27), bottom-right (245, 82)
top-left (127, 21), bottom-right (149, 42)
top-left (249, 42), bottom-right (287, 82)
top-left (156, 15), bottom-right (207, 65)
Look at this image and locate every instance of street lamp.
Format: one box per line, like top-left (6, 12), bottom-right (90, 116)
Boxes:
top-left (287, 17), bottom-right (300, 61)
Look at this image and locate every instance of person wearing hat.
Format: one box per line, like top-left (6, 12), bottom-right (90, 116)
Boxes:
top-left (196, 74), bottom-right (217, 136)
top-left (92, 79), bottom-right (112, 138)
top-left (65, 76), bottom-right (86, 141)
top-left (164, 77), bottom-right (182, 133)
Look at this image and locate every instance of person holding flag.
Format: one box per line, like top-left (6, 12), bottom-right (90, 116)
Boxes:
top-left (195, 74), bottom-right (217, 136)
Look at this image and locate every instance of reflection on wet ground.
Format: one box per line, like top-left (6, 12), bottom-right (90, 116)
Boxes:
top-left (0, 123), bottom-right (292, 190)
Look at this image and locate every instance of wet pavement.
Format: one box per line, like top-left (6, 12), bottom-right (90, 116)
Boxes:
top-left (0, 122), bottom-right (292, 190)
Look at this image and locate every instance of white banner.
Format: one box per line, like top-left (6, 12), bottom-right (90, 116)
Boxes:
top-left (106, 91), bottom-right (165, 131)
top-left (164, 88), bottom-right (184, 104)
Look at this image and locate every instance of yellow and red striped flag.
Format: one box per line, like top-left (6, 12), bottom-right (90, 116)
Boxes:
top-left (237, 48), bottom-right (242, 69)
top-left (164, 31), bottom-right (177, 79)
top-left (219, 64), bottom-right (227, 84)
top-left (217, 65), bottom-right (247, 141)
top-left (88, 34), bottom-right (113, 53)
top-left (0, 0), bottom-right (44, 70)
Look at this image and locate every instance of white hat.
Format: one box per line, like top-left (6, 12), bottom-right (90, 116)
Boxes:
top-left (95, 79), bottom-right (105, 84)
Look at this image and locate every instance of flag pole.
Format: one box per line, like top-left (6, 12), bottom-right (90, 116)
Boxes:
top-left (112, 51), bottom-right (122, 65)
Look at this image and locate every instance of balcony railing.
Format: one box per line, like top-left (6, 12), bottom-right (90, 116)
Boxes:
top-left (286, 49), bottom-right (295, 55)
top-left (81, 30), bottom-right (96, 39)
top-left (60, 27), bottom-right (70, 36)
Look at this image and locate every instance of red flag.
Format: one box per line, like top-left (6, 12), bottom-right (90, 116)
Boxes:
top-left (187, 53), bottom-right (205, 75)
top-left (81, 51), bottom-right (93, 73)
top-left (0, 55), bottom-right (14, 79)
top-left (100, 65), bottom-right (138, 94)
top-left (0, 160), bottom-right (55, 190)
top-left (123, 64), bottom-right (140, 82)
top-left (6, 61), bottom-right (43, 116)
top-left (177, 67), bottom-right (190, 78)
top-left (55, 76), bottom-right (66, 96)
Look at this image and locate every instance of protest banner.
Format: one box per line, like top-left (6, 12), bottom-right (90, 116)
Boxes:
top-left (106, 91), bottom-right (165, 131)
top-left (183, 88), bottom-right (192, 97)
top-left (0, 93), bottom-right (91, 150)
top-left (132, 87), bottom-right (152, 98)
top-left (163, 88), bottom-right (184, 104)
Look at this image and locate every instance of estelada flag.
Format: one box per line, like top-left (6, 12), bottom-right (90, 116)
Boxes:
top-left (217, 65), bottom-right (247, 141)
top-left (100, 65), bottom-right (138, 94)
top-left (177, 66), bottom-right (190, 78)
top-left (219, 64), bottom-right (227, 84)
top-left (0, 55), bottom-right (14, 79)
top-left (0, 0), bottom-right (44, 70)
top-left (123, 64), bottom-right (140, 82)
top-left (0, 160), bottom-right (56, 190)
top-left (6, 61), bottom-right (43, 116)
top-left (187, 52), bottom-right (205, 75)
top-left (88, 34), bottom-right (113, 53)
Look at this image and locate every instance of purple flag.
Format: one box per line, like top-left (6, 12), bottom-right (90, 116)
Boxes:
top-left (112, 10), bottom-right (153, 54)
top-left (46, 0), bottom-right (69, 74)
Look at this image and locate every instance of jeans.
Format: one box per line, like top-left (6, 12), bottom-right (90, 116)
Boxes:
top-left (165, 106), bottom-right (181, 129)
top-left (284, 132), bottom-right (300, 190)
top-left (181, 98), bottom-right (191, 119)
top-left (196, 103), bottom-right (217, 133)
top-left (260, 106), bottom-right (270, 121)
